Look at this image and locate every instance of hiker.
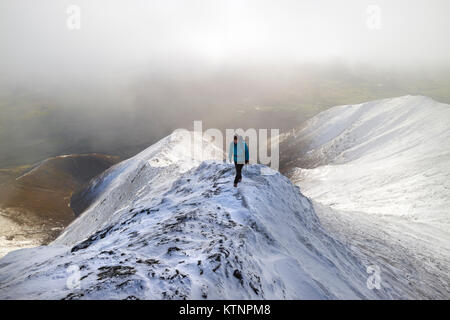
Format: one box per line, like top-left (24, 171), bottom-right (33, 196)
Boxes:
top-left (228, 135), bottom-right (249, 187)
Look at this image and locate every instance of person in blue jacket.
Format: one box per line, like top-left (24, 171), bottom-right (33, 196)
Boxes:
top-left (228, 135), bottom-right (249, 187)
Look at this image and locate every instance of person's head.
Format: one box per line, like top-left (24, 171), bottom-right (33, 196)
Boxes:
top-left (234, 135), bottom-right (238, 144)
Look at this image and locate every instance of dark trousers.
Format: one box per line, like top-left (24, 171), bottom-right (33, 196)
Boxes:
top-left (234, 162), bottom-right (244, 184)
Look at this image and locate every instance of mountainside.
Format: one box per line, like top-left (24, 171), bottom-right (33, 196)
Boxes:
top-left (281, 95), bottom-right (450, 224)
top-left (0, 131), bottom-right (393, 299)
top-left (0, 154), bottom-right (119, 257)
top-left (280, 95), bottom-right (450, 299)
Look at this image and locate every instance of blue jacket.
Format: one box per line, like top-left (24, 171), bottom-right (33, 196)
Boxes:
top-left (229, 140), bottom-right (249, 164)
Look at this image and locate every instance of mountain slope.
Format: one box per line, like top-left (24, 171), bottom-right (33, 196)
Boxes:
top-left (280, 95), bottom-right (450, 299)
top-left (0, 154), bottom-right (119, 257)
top-left (281, 95), bottom-right (450, 224)
top-left (0, 131), bottom-right (393, 299)
top-left (0, 154), bottom-right (119, 223)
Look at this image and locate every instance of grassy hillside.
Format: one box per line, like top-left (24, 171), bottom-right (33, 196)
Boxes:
top-left (0, 154), bottom-right (119, 251)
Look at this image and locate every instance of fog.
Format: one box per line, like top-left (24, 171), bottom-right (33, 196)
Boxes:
top-left (2, 0), bottom-right (450, 80)
top-left (1, 0), bottom-right (450, 166)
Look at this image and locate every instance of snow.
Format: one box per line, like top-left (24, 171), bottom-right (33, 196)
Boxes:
top-left (54, 129), bottom-right (225, 246)
top-left (0, 131), bottom-right (392, 299)
top-left (283, 95), bottom-right (450, 299)
top-left (1, 95), bottom-right (447, 299)
top-left (0, 215), bottom-right (41, 258)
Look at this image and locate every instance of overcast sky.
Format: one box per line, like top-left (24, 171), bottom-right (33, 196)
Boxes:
top-left (1, 0), bottom-right (449, 86)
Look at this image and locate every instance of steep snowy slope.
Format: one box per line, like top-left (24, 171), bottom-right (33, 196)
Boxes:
top-left (54, 130), bottom-right (224, 246)
top-left (281, 96), bottom-right (450, 221)
top-left (0, 131), bottom-right (393, 299)
top-left (280, 95), bottom-right (450, 299)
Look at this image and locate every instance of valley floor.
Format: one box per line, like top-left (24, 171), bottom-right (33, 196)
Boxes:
top-left (0, 213), bottom-right (44, 258)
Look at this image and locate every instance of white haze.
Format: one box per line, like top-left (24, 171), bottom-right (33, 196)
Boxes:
top-left (1, 0), bottom-right (450, 86)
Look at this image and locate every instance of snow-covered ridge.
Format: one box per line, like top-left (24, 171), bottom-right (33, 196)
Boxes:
top-left (281, 95), bottom-right (450, 299)
top-left (283, 95), bottom-right (449, 165)
top-left (57, 130), bottom-right (224, 245)
top-left (283, 95), bottom-right (450, 223)
top-left (0, 131), bottom-right (393, 299)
